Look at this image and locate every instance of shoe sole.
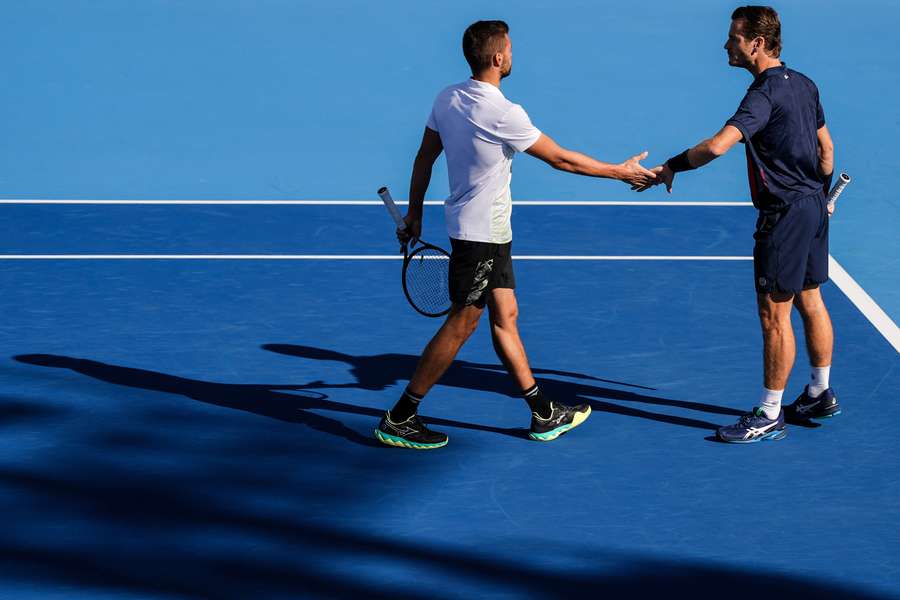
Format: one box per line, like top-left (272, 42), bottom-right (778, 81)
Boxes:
top-left (717, 427), bottom-right (787, 444)
top-left (529, 406), bottom-right (592, 442)
top-left (788, 408), bottom-right (842, 422)
top-left (812, 409), bottom-right (842, 419)
top-left (374, 429), bottom-right (448, 450)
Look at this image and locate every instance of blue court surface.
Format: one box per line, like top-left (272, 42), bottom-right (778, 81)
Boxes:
top-left (3, 2), bottom-right (900, 599)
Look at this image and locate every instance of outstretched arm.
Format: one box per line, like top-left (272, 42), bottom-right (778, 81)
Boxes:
top-left (400, 127), bottom-right (443, 243)
top-left (650, 125), bottom-right (744, 193)
top-left (525, 133), bottom-right (657, 188)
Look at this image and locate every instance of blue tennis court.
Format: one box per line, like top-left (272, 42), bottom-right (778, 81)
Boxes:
top-left (2, 2), bottom-right (899, 599)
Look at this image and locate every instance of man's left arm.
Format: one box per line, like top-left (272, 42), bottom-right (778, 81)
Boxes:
top-left (817, 124), bottom-right (836, 214)
top-left (647, 125), bottom-right (744, 193)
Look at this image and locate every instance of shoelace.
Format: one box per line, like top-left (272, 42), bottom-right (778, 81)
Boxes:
top-left (738, 411), bottom-right (759, 427)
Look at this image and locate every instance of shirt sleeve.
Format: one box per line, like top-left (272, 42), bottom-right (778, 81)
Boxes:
top-left (725, 89), bottom-right (773, 140)
top-left (426, 107), bottom-right (438, 132)
top-left (497, 104), bottom-right (542, 152)
top-left (815, 90), bottom-right (826, 129)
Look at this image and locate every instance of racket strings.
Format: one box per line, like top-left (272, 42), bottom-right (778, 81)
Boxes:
top-left (404, 247), bottom-right (450, 315)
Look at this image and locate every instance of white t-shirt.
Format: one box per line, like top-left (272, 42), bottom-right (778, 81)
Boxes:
top-left (426, 79), bottom-right (541, 244)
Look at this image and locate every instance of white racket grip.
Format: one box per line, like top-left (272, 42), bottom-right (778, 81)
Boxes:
top-left (377, 186), bottom-right (407, 230)
top-left (826, 173), bottom-right (851, 209)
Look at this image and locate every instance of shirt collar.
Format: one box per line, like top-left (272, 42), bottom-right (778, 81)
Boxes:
top-left (754, 62), bottom-right (787, 84)
top-left (467, 77), bottom-right (505, 97)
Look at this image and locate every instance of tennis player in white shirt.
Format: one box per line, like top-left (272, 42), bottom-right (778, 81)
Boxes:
top-left (375, 19), bottom-right (656, 450)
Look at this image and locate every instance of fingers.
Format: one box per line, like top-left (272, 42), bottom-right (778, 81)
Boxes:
top-left (630, 150), bottom-right (649, 163)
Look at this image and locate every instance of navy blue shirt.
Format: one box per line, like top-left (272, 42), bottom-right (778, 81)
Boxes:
top-left (726, 64), bottom-right (827, 209)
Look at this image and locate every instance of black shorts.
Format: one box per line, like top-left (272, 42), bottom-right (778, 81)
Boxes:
top-left (448, 239), bottom-right (515, 308)
top-left (753, 192), bottom-right (829, 295)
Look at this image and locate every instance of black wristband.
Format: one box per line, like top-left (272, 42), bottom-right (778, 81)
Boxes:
top-left (665, 150), bottom-right (697, 173)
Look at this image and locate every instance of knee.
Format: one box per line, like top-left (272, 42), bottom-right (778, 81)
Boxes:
top-left (758, 310), bottom-right (790, 334)
top-left (491, 305), bottom-right (519, 329)
top-left (448, 311), bottom-right (481, 340)
top-left (795, 291), bottom-right (826, 319)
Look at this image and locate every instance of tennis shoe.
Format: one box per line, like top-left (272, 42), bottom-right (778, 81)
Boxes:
top-left (375, 411), bottom-right (448, 449)
top-left (717, 407), bottom-right (786, 443)
top-left (529, 402), bottom-right (591, 442)
top-left (784, 386), bottom-right (841, 423)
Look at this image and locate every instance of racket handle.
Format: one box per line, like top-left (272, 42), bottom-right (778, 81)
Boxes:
top-left (377, 186), bottom-right (407, 230)
top-left (826, 172), bottom-right (851, 210)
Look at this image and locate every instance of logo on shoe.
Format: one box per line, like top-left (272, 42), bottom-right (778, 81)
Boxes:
top-left (744, 421), bottom-right (779, 439)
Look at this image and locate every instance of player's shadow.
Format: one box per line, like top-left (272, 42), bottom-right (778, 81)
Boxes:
top-left (12, 354), bottom-right (530, 446)
top-left (262, 344), bottom-right (744, 431)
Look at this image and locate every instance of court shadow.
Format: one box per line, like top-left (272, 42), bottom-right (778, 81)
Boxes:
top-left (263, 344), bottom-right (744, 431)
top-left (0, 460), bottom-right (891, 600)
top-left (12, 354), bottom-right (525, 445)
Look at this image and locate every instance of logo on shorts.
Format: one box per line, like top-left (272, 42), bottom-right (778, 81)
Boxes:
top-left (465, 259), bottom-right (494, 305)
top-left (758, 277), bottom-right (768, 287)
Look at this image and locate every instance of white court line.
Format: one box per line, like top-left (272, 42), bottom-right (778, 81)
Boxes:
top-left (828, 255), bottom-right (900, 353)
top-left (0, 199), bottom-right (753, 206)
top-left (0, 255), bottom-right (753, 261)
top-left (2, 252), bottom-right (895, 352)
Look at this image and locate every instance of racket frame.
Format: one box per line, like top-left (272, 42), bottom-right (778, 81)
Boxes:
top-left (378, 186), bottom-right (452, 318)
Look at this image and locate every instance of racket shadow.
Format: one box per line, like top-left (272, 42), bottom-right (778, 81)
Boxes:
top-left (261, 344), bottom-right (744, 432)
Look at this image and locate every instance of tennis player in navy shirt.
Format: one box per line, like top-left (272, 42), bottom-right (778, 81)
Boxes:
top-left (647, 6), bottom-right (840, 443)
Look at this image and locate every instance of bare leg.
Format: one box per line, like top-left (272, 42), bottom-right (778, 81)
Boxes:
top-left (793, 285), bottom-right (834, 367)
top-left (486, 288), bottom-right (536, 391)
top-left (757, 291), bottom-right (797, 390)
top-left (407, 303), bottom-right (484, 396)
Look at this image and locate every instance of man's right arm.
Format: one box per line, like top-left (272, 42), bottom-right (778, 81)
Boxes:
top-left (524, 133), bottom-right (656, 187)
top-left (401, 127), bottom-right (443, 243)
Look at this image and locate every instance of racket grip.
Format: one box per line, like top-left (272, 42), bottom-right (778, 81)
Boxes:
top-left (826, 173), bottom-right (851, 208)
top-left (377, 186), bottom-right (407, 230)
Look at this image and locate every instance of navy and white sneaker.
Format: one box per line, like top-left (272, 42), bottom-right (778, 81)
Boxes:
top-left (785, 386), bottom-right (841, 423)
top-left (717, 407), bottom-right (786, 443)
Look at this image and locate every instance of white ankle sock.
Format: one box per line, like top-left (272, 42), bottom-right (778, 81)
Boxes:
top-left (808, 366), bottom-right (831, 397)
top-left (759, 388), bottom-right (784, 420)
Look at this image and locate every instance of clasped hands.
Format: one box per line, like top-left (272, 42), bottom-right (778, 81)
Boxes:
top-left (620, 152), bottom-right (676, 193)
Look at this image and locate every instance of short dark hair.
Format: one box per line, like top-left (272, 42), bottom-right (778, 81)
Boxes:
top-left (462, 20), bottom-right (509, 75)
top-left (731, 6), bottom-right (782, 57)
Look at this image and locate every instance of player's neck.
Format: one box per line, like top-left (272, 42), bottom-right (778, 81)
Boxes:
top-left (748, 56), bottom-right (783, 78)
top-left (472, 72), bottom-right (502, 88)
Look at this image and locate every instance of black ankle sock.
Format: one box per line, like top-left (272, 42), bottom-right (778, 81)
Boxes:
top-left (390, 388), bottom-right (423, 422)
top-left (523, 384), bottom-right (552, 419)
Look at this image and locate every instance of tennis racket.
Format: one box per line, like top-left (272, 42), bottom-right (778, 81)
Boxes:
top-left (377, 186), bottom-right (451, 318)
top-left (826, 172), bottom-right (851, 214)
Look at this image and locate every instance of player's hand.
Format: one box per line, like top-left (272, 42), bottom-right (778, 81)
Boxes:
top-left (633, 165), bottom-right (664, 192)
top-left (826, 203), bottom-right (835, 217)
top-left (651, 163), bottom-right (674, 193)
top-left (397, 213), bottom-right (422, 247)
top-left (619, 151), bottom-right (656, 188)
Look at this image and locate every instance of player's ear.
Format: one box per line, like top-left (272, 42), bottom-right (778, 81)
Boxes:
top-left (752, 36), bottom-right (764, 55)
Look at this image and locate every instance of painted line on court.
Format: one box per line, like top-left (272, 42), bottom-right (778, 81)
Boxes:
top-left (829, 255), bottom-right (900, 353)
top-left (0, 255), bottom-right (753, 261)
top-left (4, 251), bottom-right (894, 351)
top-left (0, 199), bottom-right (753, 207)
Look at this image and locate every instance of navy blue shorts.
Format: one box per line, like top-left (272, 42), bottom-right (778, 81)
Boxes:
top-left (753, 193), bottom-right (829, 295)
top-left (448, 239), bottom-right (515, 307)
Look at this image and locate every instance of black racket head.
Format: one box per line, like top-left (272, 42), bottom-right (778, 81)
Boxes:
top-left (402, 241), bottom-right (451, 317)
